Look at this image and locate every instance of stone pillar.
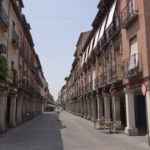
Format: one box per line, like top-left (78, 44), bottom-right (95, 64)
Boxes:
top-left (103, 93), bottom-right (111, 122)
top-left (80, 98), bottom-right (83, 117)
top-left (89, 97), bottom-right (92, 120)
top-left (124, 89), bottom-right (137, 136)
top-left (87, 96), bottom-right (90, 120)
top-left (87, 95), bottom-right (92, 120)
top-left (9, 94), bottom-right (17, 127)
top-left (84, 97), bottom-right (88, 119)
top-left (16, 95), bottom-right (23, 124)
top-left (79, 97), bottom-right (82, 116)
top-left (112, 95), bottom-right (121, 130)
top-left (112, 95), bottom-right (121, 121)
top-left (0, 90), bottom-right (8, 133)
top-left (145, 83), bottom-right (150, 145)
top-left (95, 94), bottom-right (104, 129)
top-left (82, 98), bottom-right (85, 117)
top-left (91, 93), bottom-right (97, 122)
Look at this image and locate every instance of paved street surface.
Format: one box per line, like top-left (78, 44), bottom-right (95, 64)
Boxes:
top-left (0, 111), bottom-right (149, 150)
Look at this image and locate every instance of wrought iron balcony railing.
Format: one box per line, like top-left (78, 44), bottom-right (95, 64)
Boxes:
top-left (100, 33), bottom-right (108, 49)
top-left (12, 29), bottom-right (19, 48)
top-left (0, 4), bottom-right (9, 31)
top-left (106, 17), bottom-right (121, 41)
top-left (0, 43), bottom-right (7, 54)
top-left (111, 64), bottom-right (124, 82)
top-left (121, 0), bottom-right (138, 28)
top-left (95, 74), bottom-right (106, 89)
top-left (124, 54), bottom-right (142, 79)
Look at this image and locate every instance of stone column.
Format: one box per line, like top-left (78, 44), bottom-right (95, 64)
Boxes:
top-left (112, 95), bottom-right (121, 131)
top-left (87, 95), bottom-right (92, 120)
top-left (87, 96), bottom-right (90, 120)
top-left (103, 93), bottom-right (111, 122)
top-left (113, 96), bottom-right (121, 121)
top-left (9, 94), bottom-right (17, 127)
top-left (84, 97), bottom-right (88, 119)
top-left (124, 89), bottom-right (137, 136)
top-left (145, 82), bottom-right (150, 145)
top-left (91, 93), bottom-right (97, 123)
top-left (82, 97), bottom-right (85, 117)
top-left (0, 90), bottom-right (8, 133)
top-left (95, 94), bottom-right (104, 129)
top-left (16, 95), bottom-right (23, 124)
top-left (79, 97), bottom-right (83, 116)
top-left (80, 98), bottom-right (83, 117)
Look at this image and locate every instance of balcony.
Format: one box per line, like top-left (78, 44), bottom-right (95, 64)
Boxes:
top-left (121, 0), bottom-right (138, 28)
top-left (7, 69), bottom-right (18, 87)
top-left (106, 65), bottom-right (112, 84)
top-left (100, 33), bottom-right (108, 49)
top-left (0, 5), bottom-right (9, 31)
top-left (111, 64), bottom-right (124, 83)
top-left (106, 17), bottom-right (121, 41)
top-left (12, 29), bottom-right (19, 48)
top-left (95, 74), bottom-right (106, 89)
top-left (125, 54), bottom-right (142, 79)
top-left (0, 43), bottom-right (7, 54)
top-left (0, 55), bottom-right (8, 81)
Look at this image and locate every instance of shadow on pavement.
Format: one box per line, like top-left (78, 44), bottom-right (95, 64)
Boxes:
top-left (0, 112), bottom-right (65, 150)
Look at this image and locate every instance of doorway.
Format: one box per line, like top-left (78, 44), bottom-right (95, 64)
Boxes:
top-left (6, 96), bottom-right (11, 127)
top-left (120, 94), bottom-right (126, 129)
top-left (134, 95), bottom-right (147, 135)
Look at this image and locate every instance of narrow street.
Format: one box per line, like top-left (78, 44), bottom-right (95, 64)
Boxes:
top-left (0, 111), bottom-right (149, 150)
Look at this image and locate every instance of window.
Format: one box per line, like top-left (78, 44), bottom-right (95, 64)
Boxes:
top-left (128, 36), bottom-right (138, 70)
top-left (128, 0), bottom-right (136, 14)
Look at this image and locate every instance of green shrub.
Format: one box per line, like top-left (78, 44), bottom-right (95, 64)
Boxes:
top-left (0, 55), bottom-right (8, 81)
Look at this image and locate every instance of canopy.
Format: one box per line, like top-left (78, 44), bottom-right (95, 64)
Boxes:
top-left (99, 17), bottom-right (107, 39)
top-left (89, 38), bottom-right (94, 56)
top-left (105, 0), bottom-right (117, 29)
top-left (93, 28), bottom-right (101, 48)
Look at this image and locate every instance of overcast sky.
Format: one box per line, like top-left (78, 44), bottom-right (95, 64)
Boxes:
top-left (23, 0), bottom-right (99, 100)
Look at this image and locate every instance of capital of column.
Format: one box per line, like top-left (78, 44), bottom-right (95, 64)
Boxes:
top-left (124, 87), bottom-right (134, 94)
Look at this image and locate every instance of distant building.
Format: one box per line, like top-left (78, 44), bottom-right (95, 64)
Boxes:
top-left (0, 0), bottom-right (51, 133)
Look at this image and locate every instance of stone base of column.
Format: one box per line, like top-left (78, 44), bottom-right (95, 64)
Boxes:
top-left (125, 127), bottom-right (138, 136)
top-left (83, 115), bottom-right (87, 119)
top-left (91, 117), bottom-right (96, 122)
top-left (87, 114), bottom-right (91, 120)
top-left (148, 135), bottom-right (150, 146)
top-left (0, 92), bottom-right (7, 133)
top-left (94, 120), bottom-right (102, 129)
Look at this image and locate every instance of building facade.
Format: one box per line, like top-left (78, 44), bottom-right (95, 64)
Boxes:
top-left (0, 0), bottom-right (49, 133)
top-left (60, 0), bottom-right (150, 144)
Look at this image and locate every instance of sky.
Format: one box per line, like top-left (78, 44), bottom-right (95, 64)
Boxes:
top-left (23, 0), bottom-right (99, 100)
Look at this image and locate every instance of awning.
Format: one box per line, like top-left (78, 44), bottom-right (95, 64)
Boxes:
top-left (105, 0), bottom-right (117, 29)
top-left (93, 28), bottom-right (101, 48)
top-left (89, 38), bottom-right (94, 56)
top-left (85, 46), bottom-right (89, 62)
top-left (81, 53), bottom-right (85, 65)
top-left (83, 52), bottom-right (86, 63)
top-left (99, 17), bottom-right (107, 39)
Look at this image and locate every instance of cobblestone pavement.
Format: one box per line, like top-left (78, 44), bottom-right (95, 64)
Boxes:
top-left (0, 111), bottom-right (149, 150)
